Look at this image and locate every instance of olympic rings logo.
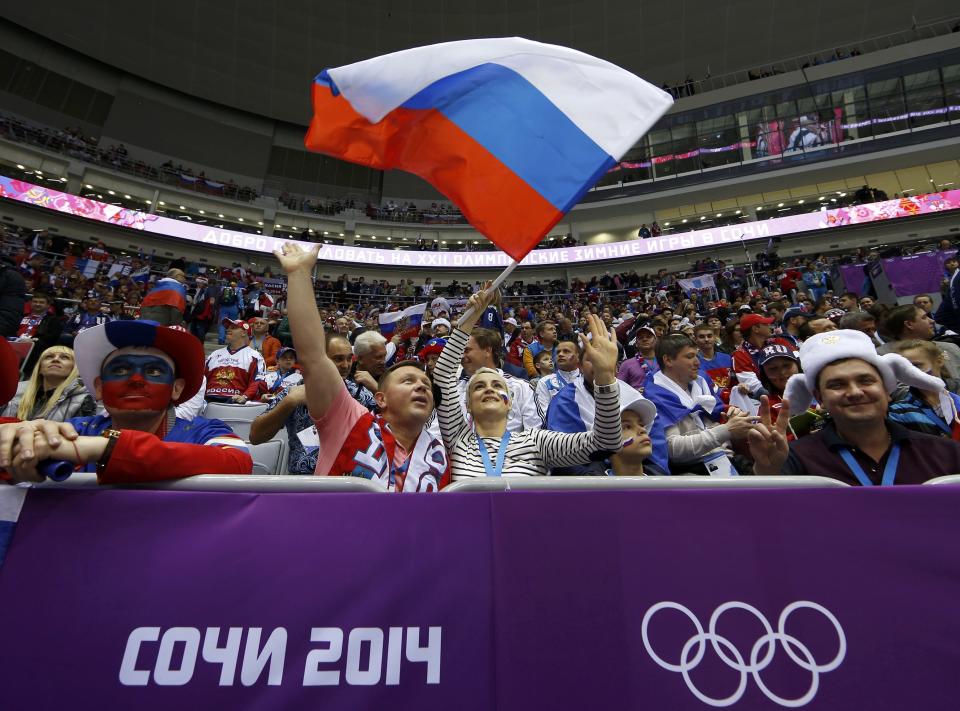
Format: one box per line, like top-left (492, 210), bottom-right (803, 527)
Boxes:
top-left (641, 601), bottom-right (846, 708)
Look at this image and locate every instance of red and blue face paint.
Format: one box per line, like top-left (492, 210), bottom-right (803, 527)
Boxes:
top-left (100, 354), bottom-right (176, 411)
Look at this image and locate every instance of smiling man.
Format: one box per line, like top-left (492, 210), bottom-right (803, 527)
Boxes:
top-left (749, 330), bottom-right (960, 484)
top-left (535, 338), bottom-right (582, 414)
top-left (0, 321), bottom-right (252, 483)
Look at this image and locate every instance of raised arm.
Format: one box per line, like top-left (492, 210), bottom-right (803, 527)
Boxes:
top-left (534, 314), bottom-right (621, 466)
top-left (432, 284), bottom-right (496, 449)
top-left (274, 243), bottom-right (343, 419)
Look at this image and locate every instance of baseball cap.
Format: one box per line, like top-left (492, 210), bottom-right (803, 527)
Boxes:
top-left (758, 343), bottom-right (799, 367)
top-left (504, 317), bottom-right (519, 327)
top-left (739, 314), bottom-right (774, 334)
top-left (222, 318), bottom-right (251, 332)
top-left (783, 307), bottom-right (815, 322)
top-left (276, 346), bottom-right (297, 360)
top-left (618, 382), bottom-right (657, 428)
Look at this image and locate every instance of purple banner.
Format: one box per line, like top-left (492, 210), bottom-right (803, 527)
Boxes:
top-left (2, 486), bottom-right (959, 709)
top-left (877, 253), bottom-right (944, 296)
top-left (836, 263), bottom-right (868, 296)
top-left (2, 175), bottom-right (959, 269)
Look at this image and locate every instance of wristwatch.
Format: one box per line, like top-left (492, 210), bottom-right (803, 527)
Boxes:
top-left (97, 429), bottom-right (122, 475)
top-left (594, 381), bottom-right (618, 394)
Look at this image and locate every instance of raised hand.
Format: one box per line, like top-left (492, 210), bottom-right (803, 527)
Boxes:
top-left (455, 281), bottom-right (495, 333)
top-left (580, 313), bottom-right (619, 383)
top-left (747, 396), bottom-right (791, 475)
top-left (274, 242), bottom-right (321, 276)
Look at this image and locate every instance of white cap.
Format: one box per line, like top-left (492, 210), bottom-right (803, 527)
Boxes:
top-left (504, 317), bottom-right (519, 327)
top-left (617, 381), bottom-right (656, 428)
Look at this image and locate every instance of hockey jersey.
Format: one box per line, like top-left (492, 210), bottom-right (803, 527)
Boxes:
top-left (204, 346), bottom-right (265, 399)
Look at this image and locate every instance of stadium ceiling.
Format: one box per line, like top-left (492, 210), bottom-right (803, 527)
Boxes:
top-left (1, 0), bottom-right (949, 126)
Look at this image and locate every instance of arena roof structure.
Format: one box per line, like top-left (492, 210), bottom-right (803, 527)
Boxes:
top-left (2, 0), bottom-right (953, 124)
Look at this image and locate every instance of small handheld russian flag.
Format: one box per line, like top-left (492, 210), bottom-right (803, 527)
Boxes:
top-left (306, 38), bottom-right (672, 262)
top-left (379, 303), bottom-right (426, 339)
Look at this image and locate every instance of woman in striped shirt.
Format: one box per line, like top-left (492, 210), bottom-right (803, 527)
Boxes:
top-left (435, 286), bottom-right (622, 480)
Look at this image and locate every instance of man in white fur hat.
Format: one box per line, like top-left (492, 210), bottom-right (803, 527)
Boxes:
top-left (749, 330), bottom-right (960, 485)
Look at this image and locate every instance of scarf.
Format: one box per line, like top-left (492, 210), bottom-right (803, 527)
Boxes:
top-left (331, 412), bottom-right (450, 492)
top-left (644, 371), bottom-right (723, 429)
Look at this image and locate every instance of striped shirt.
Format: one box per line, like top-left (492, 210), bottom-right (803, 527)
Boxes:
top-left (435, 329), bottom-right (621, 479)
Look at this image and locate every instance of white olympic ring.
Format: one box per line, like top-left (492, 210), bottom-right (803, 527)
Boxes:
top-left (641, 600), bottom-right (846, 708)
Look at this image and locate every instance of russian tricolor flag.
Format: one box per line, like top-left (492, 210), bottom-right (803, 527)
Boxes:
top-left (306, 38), bottom-right (672, 261)
top-left (379, 303), bottom-right (426, 339)
top-left (141, 277), bottom-right (188, 313)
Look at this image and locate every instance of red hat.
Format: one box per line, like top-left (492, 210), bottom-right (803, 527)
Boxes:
top-left (74, 321), bottom-right (205, 405)
top-left (739, 314), bottom-right (774, 334)
top-left (222, 318), bottom-right (251, 332)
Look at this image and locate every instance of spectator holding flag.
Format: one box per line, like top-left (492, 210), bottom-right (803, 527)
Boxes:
top-left (140, 268), bottom-right (188, 326)
top-left (434, 287), bottom-right (622, 480)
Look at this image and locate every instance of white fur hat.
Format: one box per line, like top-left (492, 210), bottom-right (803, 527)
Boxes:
top-left (431, 317), bottom-right (452, 332)
top-left (783, 329), bottom-right (946, 411)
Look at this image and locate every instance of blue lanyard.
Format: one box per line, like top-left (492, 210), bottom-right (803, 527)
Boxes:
top-left (838, 443), bottom-right (901, 486)
top-left (477, 432), bottom-right (511, 477)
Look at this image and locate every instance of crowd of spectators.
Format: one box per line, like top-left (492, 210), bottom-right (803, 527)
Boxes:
top-left (3, 208), bottom-right (960, 489)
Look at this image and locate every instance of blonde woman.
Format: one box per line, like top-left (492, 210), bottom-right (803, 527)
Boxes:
top-left (434, 284), bottom-right (622, 480)
top-left (3, 346), bottom-right (96, 421)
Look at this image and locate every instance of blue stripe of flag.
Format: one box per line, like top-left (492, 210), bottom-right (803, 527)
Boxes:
top-left (402, 63), bottom-right (615, 213)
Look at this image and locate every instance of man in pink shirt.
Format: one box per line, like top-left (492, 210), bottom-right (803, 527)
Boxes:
top-left (276, 242), bottom-right (449, 492)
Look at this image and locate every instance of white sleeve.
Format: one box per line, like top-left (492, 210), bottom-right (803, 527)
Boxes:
top-left (175, 377), bottom-right (207, 421)
top-left (535, 378), bottom-right (552, 418)
top-left (516, 380), bottom-right (543, 430)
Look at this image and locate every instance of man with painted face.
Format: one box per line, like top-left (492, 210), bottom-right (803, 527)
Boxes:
top-left (0, 321), bottom-right (252, 483)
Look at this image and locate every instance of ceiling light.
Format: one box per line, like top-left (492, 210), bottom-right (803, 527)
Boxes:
top-left (145, 200), bottom-right (152, 205)
top-left (716, 213), bottom-right (722, 217)
top-left (839, 192), bottom-right (846, 197)
top-left (85, 184), bottom-right (93, 189)
top-left (819, 196), bottom-right (825, 200)
top-left (108, 190), bottom-right (116, 195)
top-left (308, 228), bottom-right (314, 233)
top-left (123, 194), bottom-right (131, 199)
top-left (798, 199), bottom-right (804, 204)
top-left (441, 240), bottom-right (447, 244)
top-left (159, 201), bottom-right (166, 206)
top-left (681, 219), bottom-right (687, 223)
top-left (830, 198), bottom-right (837, 202)
top-left (777, 202), bottom-right (784, 207)
top-left (35, 169), bottom-right (42, 175)
top-left (339, 233), bottom-right (345, 237)
top-left (238, 217), bottom-right (244, 222)
top-left (218, 214), bottom-right (225, 218)
top-left (664, 222), bottom-right (670, 226)
top-left (757, 206), bottom-right (763, 210)
top-left (198, 209), bottom-right (205, 214)
top-left (386, 236), bottom-right (391, 240)
top-left (323, 231), bottom-right (329, 235)
top-left (15, 164), bottom-right (24, 170)
top-left (60, 177), bottom-right (68, 183)
top-left (735, 209), bottom-right (742, 214)
top-left (700, 216), bottom-right (706, 220)
top-left (371, 236), bottom-right (377, 240)
top-left (258, 221), bottom-right (263, 226)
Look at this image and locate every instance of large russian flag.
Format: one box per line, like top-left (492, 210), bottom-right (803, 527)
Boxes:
top-left (305, 38), bottom-right (672, 261)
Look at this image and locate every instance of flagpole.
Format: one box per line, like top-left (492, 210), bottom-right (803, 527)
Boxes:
top-left (459, 259), bottom-right (520, 320)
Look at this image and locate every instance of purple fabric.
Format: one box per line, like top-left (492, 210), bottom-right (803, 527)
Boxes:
top-left (880, 253), bottom-right (945, 296)
top-left (1, 487), bottom-right (959, 709)
top-left (837, 263), bottom-right (868, 296)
